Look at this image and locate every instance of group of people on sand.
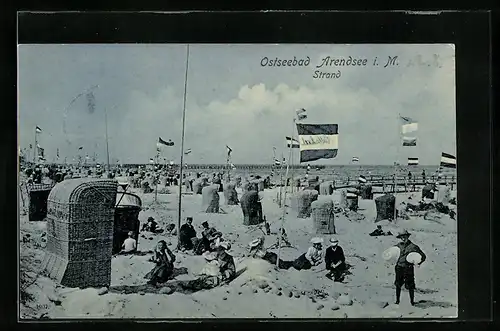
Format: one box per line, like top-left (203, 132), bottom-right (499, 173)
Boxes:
top-left (248, 228), bottom-right (426, 305)
top-left (117, 201), bottom-right (427, 306)
top-left (248, 235), bottom-right (348, 282)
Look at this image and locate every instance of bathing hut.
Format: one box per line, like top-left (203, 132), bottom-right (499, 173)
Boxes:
top-left (42, 179), bottom-right (117, 288)
top-left (375, 194), bottom-right (395, 222)
top-left (113, 189), bottom-right (142, 254)
top-left (27, 183), bottom-right (54, 222)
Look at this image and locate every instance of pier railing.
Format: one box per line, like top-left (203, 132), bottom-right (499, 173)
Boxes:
top-left (327, 175), bottom-right (456, 193)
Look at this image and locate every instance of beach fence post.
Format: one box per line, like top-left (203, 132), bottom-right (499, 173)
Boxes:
top-left (176, 44), bottom-right (190, 249)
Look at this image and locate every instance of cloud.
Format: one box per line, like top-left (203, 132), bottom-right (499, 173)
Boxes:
top-left (18, 44), bottom-right (456, 165)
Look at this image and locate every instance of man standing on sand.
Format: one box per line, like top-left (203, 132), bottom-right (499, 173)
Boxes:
top-left (393, 229), bottom-right (427, 306)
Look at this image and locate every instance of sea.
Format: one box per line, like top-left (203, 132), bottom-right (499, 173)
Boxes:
top-left (184, 165), bottom-right (455, 182)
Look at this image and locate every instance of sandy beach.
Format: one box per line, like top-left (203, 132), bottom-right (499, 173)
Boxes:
top-left (19, 180), bottom-right (457, 319)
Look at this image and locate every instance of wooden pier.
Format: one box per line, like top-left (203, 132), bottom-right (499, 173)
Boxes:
top-left (330, 175), bottom-right (456, 193)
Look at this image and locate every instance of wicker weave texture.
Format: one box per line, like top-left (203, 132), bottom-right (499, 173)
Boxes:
top-left (43, 178), bottom-right (117, 288)
top-left (292, 190), bottom-right (319, 218)
top-left (311, 197), bottom-right (336, 234)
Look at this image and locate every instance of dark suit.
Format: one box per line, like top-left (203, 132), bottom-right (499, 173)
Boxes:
top-left (325, 246), bottom-right (346, 281)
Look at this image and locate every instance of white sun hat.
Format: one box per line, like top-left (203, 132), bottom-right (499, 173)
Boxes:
top-left (311, 237), bottom-right (324, 244)
top-left (329, 238), bottom-right (339, 246)
top-left (406, 252), bottom-right (422, 264)
top-left (382, 246), bottom-right (401, 261)
top-left (219, 241), bottom-right (231, 250)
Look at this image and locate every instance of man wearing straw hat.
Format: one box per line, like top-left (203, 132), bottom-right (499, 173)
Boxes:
top-left (394, 229), bottom-right (427, 306)
top-left (325, 238), bottom-right (346, 282)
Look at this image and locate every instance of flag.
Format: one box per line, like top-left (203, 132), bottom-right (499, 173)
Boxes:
top-left (78, 146), bottom-right (84, 150)
top-left (37, 147), bottom-right (44, 158)
top-left (408, 157), bottom-right (419, 166)
top-left (36, 126), bottom-right (42, 133)
top-left (296, 123), bottom-right (338, 163)
top-left (226, 145), bottom-right (232, 157)
top-left (402, 136), bottom-right (417, 146)
top-left (158, 137), bottom-right (174, 147)
top-left (358, 175), bottom-right (367, 183)
top-left (440, 152), bottom-right (456, 169)
top-left (352, 156), bottom-right (359, 163)
top-left (185, 148), bottom-right (192, 155)
top-left (149, 158), bottom-right (154, 164)
top-left (285, 136), bottom-right (300, 148)
top-left (401, 116), bottom-right (418, 146)
top-left (400, 116), bottom-right (418, 134)
top-left (296, 108), bottom-right (307, 121)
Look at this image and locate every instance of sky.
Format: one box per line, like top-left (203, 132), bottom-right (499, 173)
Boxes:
top-left (18, 44), bottom-right (456, 165)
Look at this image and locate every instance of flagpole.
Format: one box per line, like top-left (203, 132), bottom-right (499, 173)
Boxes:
top-left (394, 113), bottom-right (400, 221)
top-left (177, 44), bottom-right (190, 249)
top-left (276, 118), bottom-right (296, 268)
top-left (33, 128), bottom-right (37, 164)
top-left (154, 151), bottom-right (159, 203)
top-left (104, 107), bottom-right (110, 173)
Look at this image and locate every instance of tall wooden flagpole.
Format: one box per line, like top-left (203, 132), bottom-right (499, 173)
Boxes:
top-left (177, 44), bottom-right (190, 249)
top-left (33, 128), bottom-right (38, 164)
top-left (276, 118), bottom-right (296, 267)
top-left (394, 113), bottom-right (401, 221)
top-left (104, 107), bottom-right (110, 173)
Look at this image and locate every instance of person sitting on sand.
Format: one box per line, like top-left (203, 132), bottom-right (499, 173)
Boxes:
top-left (201, 221), bottom-right (219, 251)
top-left (119, 231), bottom-right (137, 254)
top-left (145, 240), bottom-right (176, 286)
top-left (141, 217), bottom-right (158, 233)
top-left (393, 230), bottom-right (427, 306)
top-left (369, 225), bottom-right (393, 236)
top-left (179, 217), bottom-right (197, 251)
top-left (187, 242), bottom-right (236, 290)
top-left (165, 223), bottom-right (176, 235)
top-left (292, 237), bottom-right (324, 271)
top-left (325, 238), bottom-right (346, 282)
top-left (248, 236), bottom-right (294, 269)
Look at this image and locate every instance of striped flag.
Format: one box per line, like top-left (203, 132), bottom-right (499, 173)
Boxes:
top-left (358, 175), bottom-right (367, 183)
top-left (400, 116), bottom-right (418, 146)
top-left (36, 126), bottom-right (42, 133)
top-left (286, 136), bottom-right (300, 148)
top-left (402, 136), bottom-right (417, 147)
top-left (226, 145), bottom-right (232, 157)
top-left (408, 157), bottom-right (419, 166)
top-left (440, 152), bottom-right (456, 169)
top-left (296, 123), bottom-right (339, 163)
top-left (274, 157), bottom-right (286, 166)
top-left (158, 137), bottom-right (174, 147)
top-left (184, 148), bottom-right (192, 155)
top-left (296, 108), bottom-right (307, 121)
top-left (37, 146), bottom-right (44, 158)
top-left (352, 156), bottom-right (359, 163)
